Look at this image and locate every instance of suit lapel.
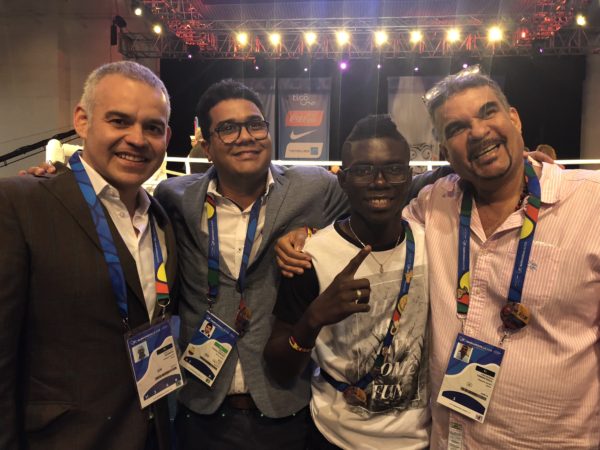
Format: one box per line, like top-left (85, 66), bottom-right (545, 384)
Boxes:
top-left (43, 166), bottom-right (146, 316)
top-left (255, 164), bottom-right (290, 258)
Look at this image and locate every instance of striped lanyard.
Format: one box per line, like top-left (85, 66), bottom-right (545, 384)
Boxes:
top-left (456, 159), bottom-right (541, 334)
top-left (205, 189), bottom-right (263, 333)
top-left (70, 152), bottom-right (169, 327)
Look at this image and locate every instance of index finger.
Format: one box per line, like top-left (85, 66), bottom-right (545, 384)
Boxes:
top-left (340, 245), bottom-right (371, 277)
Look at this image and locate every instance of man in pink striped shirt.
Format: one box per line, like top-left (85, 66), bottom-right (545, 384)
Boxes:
top-left (404, 67), bottom-right (600, 449)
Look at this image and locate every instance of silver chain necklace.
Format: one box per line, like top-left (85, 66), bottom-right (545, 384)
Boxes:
top-left (347, 218), bottom-right (404, 274)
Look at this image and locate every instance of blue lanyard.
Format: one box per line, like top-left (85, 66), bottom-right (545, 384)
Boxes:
top-left (205, 189), bottom-right (263, 301)
top-left (456, 159), bottom-right (541, 324)
top-left (70, 151), bottom-right (168, 324)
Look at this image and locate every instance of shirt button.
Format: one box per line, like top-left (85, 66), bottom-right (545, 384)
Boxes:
top-left (119, 212), bottom-right (126, 218)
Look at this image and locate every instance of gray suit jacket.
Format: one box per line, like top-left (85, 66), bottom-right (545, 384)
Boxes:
top-left (154, 164), bottom-right (348, 417)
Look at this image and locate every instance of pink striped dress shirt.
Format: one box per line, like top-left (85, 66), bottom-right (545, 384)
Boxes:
top-left (404, 162), bottom-right (600, 449)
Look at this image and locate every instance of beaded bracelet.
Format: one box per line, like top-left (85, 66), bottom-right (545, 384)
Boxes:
top-left (288, 335), bottom-right (313, 353)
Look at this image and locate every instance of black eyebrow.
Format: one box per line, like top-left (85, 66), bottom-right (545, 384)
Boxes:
top-left (215, 115), bottom-right (263, 127)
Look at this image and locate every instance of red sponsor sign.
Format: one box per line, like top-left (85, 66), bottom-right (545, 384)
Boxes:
top-left (285, 110), bottom-right (324, 127)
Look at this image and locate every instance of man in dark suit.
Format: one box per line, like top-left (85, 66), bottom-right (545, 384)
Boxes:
top-left (0, 61), bottom-right (176, 450)
top-left (154, 80), bottom-right (348, 450)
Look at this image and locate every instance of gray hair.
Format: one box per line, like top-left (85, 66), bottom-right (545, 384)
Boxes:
top-left (424, 66), bottom-right (510, 126)
top-left (80, 60), bottom-right (171, 119)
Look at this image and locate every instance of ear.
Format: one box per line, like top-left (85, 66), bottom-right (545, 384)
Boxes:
top-left (509, 107), bottom-right (522, 134)
top-left (201, 139), bottom-right (212, 161)
top-left (73, 105), bottom-right (89, 140)
top-left (165, 125), bottom-right (172, 146)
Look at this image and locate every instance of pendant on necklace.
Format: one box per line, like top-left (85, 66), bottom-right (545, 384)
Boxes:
top-left (378, 264), bottom-right (384, 274)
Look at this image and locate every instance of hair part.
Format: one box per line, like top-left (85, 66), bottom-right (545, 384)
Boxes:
top-left (80, 61), bottom-right (171, 120)
top-left (196, 79), bottom-right (264, 142)
top-left (341, 114), bottom-right (410, 166)
top-left (426, 71), bottom-right (510, 139)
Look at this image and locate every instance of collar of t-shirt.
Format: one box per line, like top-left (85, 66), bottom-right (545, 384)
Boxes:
top-left (73, 157), bottom-right (167, 319)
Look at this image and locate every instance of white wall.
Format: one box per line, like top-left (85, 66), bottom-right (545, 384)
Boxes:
top-left (0, 0), bottom-right (158, 177)
top-left (581, 53), bottom-right (600, 169)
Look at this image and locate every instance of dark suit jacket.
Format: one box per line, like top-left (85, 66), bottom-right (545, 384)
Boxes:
top-left (0, 166), bottom-right (177, 450)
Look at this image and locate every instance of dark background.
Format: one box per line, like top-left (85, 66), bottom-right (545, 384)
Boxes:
top-left (161, 55), bottom-right (586, 163)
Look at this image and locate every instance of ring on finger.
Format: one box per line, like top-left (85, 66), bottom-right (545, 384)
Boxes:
top-left (355, 289), bottom-right (362, 304)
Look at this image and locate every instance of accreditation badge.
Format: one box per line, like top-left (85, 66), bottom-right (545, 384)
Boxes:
top-left (437, 333), bottom-right (505, 423)
top-left (179, 310), bottom-right (238, 387)
top-left (126, 319), bottom-right (184, 409)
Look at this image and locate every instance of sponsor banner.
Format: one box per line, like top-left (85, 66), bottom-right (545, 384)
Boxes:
top-left (279, 78), bottom-right (331, 160)
top-left (387, 75), bottom-right (504, 173)
top-left (235, 78), bottom-right (276, 159)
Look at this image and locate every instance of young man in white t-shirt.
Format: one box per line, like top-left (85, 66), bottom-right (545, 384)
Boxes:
top-left (264, 115), bottom-right (430, 450)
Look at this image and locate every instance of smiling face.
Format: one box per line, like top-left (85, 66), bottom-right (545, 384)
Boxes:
top-left (339, 137), bottom-right (411, 229)
top-left (74, 74), bottom-right (171, 198)
top-left (433, 85), bottom-right (524, 188)
top-left (202, 98), bottom-right (272, 184)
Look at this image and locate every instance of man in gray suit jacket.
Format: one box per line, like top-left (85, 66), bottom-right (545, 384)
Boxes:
top-left (154, 80), bottom-right (348, 449)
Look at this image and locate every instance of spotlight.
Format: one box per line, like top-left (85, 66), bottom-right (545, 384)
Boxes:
top-left (374, 30), bottom-right (388, 46)
top-left (446, 28), bottom-right (461, 43)
top-left (134, 7), bottom-right (143, 16)
top-left (377, 63), bottom-right (382, 69)
top-left (336, 30), bottom-right (350, 46)
top-left (304, 67), bottom-right (308, 72)
top-left (269, 33), bottom-right (281, 46)
top-left (305, 31), bottom-right (317, 47)
top-left (153, 24), bottom-right (162, 34)
top-left (414, 66), bottom-right (419, 72)
top-left (236, 32), bottom-right (249, 47)
top-left (576, 14), bottom-right (587, 26)
top-left (462, 63), bottom-right (468, 69)
top-left (339, 61), bottom-right (348, 71)
top-left (410, 30), bottom-right (423, 44)
top-left (487, 26), bottom-right (503, 42)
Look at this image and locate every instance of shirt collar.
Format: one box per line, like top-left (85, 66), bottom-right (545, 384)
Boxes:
top-left (207, 168), bottom-right (275, 200)
top-left (76, 156), bottom-right (151, 215)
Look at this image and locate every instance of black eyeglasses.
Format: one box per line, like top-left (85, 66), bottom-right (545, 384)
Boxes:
top-left (342, 163), bottom-right (411, 185)
top-left (211, 120), bottom-right (270, 144)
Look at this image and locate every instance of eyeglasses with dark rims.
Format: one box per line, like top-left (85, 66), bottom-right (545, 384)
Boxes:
top-left (211, 119), bottom-right (270, 144)
top-left (342, 163), bottom-right (411, 185)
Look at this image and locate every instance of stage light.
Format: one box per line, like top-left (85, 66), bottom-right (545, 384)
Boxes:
top-left (488, 26), bottom-right (503, 42)
top-left (520, 29), bottom-right (528, 39)
top-left (576, 14), bottom-right (587, 26)
top-left (236, 32), bottom-right (249, 47)
top-left (153, 24), bottom-right (162, 34)
top-left (414, 66), bottom-right (419, 72)
top-left (374, 30), bottom-right (388, 46)
top-left (304, 67), bottom-right (308, 72)
top-left (446, 28), bottom-right (461, 43)
top-left (377, 63), bottom-right (382, 69)
top-left (134, 7), bottom-right (143, 16)
top-left (410, 30), bottom-right (423, 44)
top-left (305, 31), bottom-right (317, 46)
top-left (339, 61), bottom-right (348, 71)
top-left (269, 33), bottom-right (281, 46)
top-left (188, 54), bottom-right (192, 59)
top-left (336, 30), bottom-right (350, 46)
top-left (462, 63), bottom-right (468, 69)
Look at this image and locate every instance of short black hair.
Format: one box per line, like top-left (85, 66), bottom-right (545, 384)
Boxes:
top-left (341, 114), bottom-right (410, 166)
top-left (196, 79), bottom-right (264, 142)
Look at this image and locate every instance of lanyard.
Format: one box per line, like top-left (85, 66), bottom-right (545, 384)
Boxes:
top-left (70, 151), bottom-right (169, 325)
top-left (456, 159), bottom-right (541, 331)
top-left (322, 219), bottom-right (416, 394)
top-left (205, 188), bottom-right (264, 332)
